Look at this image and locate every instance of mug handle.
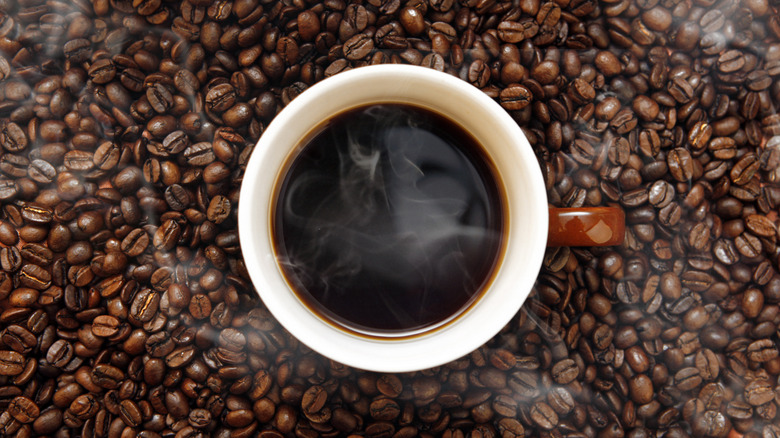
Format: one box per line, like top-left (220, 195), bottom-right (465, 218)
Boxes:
top-left (547, 206), bottom-right (625, 247)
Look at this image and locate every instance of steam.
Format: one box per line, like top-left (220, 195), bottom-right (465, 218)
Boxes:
top-left (276, 105), bottom-right (501, 332)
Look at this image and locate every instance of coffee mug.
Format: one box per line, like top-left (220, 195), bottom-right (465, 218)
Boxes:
top-left (238, 64), bottom-right (624, 372)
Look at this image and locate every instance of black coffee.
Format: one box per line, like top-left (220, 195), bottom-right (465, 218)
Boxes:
top-left (272, 103), bottom-right (506, 335)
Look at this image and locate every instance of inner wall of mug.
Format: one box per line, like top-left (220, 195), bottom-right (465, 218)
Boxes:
top-left (240, 65), bottom-right (548, 371)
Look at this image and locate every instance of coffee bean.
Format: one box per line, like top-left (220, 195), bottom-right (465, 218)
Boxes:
top-left (1, 325), bottom-right (36, 354)
top-left (20, 204), bottom-right (53, 224)
top-left (8, 396), bottom-right (38, 423)
top-left (183, 142), bottom-right (216, 166)
top-left (153, 219), bottom-right (181, 251)
top-left (632, 95), bottom-right (660, 121)
top-left (508, 371), bottom-right (539, 397)
top-left (118, 399), bottom-right (142, 427)
top-left (205, 84), bottom-right (237, 113)
top-left (674, 367), bottom-right (702, 391)
top-left (499, 85), bottom-right (533, 111)
top-left (667, 148), bottom-right (694, 182)
top-left (764, 425), bottom-right (780, 438)
top-left (694, 349), bottom-right (720, 380)
top-left (46, 339), bottom-right (73, 368)
top-left (530, 402), bottom-right (558, 430)
top-left (747, 339), bottom-right (779, 363)
top-left (165, 345), bottom-right (195, 368)
top-left (730, 153), bottom-right (759, 185)
top-left (690, 410), bottom-right (729, 437)
top-left (0, 350), bottom-right (24, 376)
top-left (0, 247), bottom-right (21, 272)
top-left (189, 408), bottom-right (212, 428)
top-left (735, 232), bottom-right (762, 258)
top-left (399, 7), bottom-right (425, 35)
top-left (551, 359), bottom-right (578, 384)
top-left (120, 228), bottom-right (149, 257)
top-left (90, 364), bottom-right (124, 390)
top-left (19, 264), bottom-right (51, 290)
top-left (744, 379), bottom-right (774, 406)
top-left (343, 33), bottom-right (374, 60)
top-left (91, 315), bottom-right (120, 337)
top-left (717, 50), bottom-right (745, 73)
top-left (146, 84), bottom-right (174, 113)
top-left (497, 21), bottom-right (524, 43)
top-left (88, 58), bottom-right (116, 84)
top-left (32, 407), bottom-right (62, 435)
top-left (129, 289), bottom-right (160, 324)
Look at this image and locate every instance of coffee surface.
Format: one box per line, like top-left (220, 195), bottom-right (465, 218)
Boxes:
top-left (273, 104), bottom-right (505, 334)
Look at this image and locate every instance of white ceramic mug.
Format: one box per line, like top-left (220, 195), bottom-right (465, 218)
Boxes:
top-left (238, 64), bottom-right (623, 372)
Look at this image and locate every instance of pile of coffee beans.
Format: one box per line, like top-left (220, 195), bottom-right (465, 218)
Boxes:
top-left (0, 0), bottom-right (779, 437)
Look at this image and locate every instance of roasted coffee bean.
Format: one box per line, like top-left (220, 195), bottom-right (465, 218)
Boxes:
top-left (146, 84), bottom-right (173, 113)
top-left (343, 33), bottom-right (374, 60)
top-left (189, 408), bottom-right (212, 428)
top-left (88, 59), bottom-right (116, 84)
top-left (91, 315), bottom-right (120, 337)
top-left (508, 371), bottom-right (539, 397)
top-left (32, 407), bottom-right (62, 434)
top-left (667, 148), bottom-right (694, 182)
top-left (205, 84), bottom-right (237, 113)
top-left (499, 85), bottom-right (533, 110)
top-left (93, 142), bottom-right (121, 170)
top-left (19, 264), bottom-right (51, 290)
top-left (530, 402), bottom-right (558, 430)
top-left (735, 232), bottom-right (762, 258)
top-left (674, 367), bottom-right (702, 391)
top-left (7, 396), bottom-right (38, 423)
top-left (744, 214), bottom-right (776, 237)
top-left (90, 364), bottom-right (123, 390)
top-left (166, 345), bottom-right (196, 369)
top-left (121, 228), bottom-right (150, 257)
top-left (744, 379), bottom-right (774, 406)
top-left (183, 142), bottom-right (216, 166)
top-left (747, 339), bottom-right (779, 363)
top-left (694, 349), bottom-right (719, 380)
top-left (551, 359), bottom-right (579, 384)
top-left (0, 350), bottom-right (24, 376)
top-left (118, 399), bottom-right (141, 427)
top-left (20, 204), bottom-right (53, 224)
top-left (153, 219), bottom-right (181, 251)
top-left (1, 325), bottom-right (36, 354)
top-left (207, 195), bottom-right (231, 224)
top-left (0, 247), bottom-right (21, 272)
top-left (129, 289), bottom-right (160, 324)
top-left (46, 340), bottom-right (73, 368)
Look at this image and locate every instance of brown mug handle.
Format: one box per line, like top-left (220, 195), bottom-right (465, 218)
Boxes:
top-left (547, 207), bottom-right (625, 247)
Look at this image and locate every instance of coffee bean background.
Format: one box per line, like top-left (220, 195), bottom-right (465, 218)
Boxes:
top-left (0, 0), bottom-right (779, 437)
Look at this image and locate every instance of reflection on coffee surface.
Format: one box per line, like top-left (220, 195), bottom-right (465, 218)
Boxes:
top-left (272, 104), bottom-right (506, 335)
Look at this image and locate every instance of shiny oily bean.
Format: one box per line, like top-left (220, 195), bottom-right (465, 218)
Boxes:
top-left (747, 339), bottom-right (779, 363)
top-left (551, 359), bottom-right (579, 384)
top-left (744, 379), bottom-right (774, 406)
top-left (118, 399), bottom-right (142, 427)
top-left (1, 325), bottom-right (36, 354)
top-left (744, 214), bottom-right (776, 237)
top-left (91, 364), bottom-right (124, 390)
top-left (530, 402), bottom-right (558, 430)
top-left (667, 148), bottom-right (694, 182)
top-left (8, 396), bottom-right (39, 423)
top-left (91, 315), bottom-right (120, 337)
top-left (0, 350), bottom-right (25, 375)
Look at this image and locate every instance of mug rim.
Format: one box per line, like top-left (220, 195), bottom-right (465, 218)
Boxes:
top-left (238, 64), bottom-right (548, 372)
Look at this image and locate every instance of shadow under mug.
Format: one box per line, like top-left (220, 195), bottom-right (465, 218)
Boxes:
top-left (238, 64), bottom-right (625, 372)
